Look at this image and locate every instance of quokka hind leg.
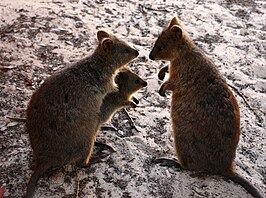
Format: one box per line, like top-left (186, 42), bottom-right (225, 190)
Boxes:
top-left (79, 138), bottom-right (114, 167)
top-left (77, 151), bottom-right (114, 168)
top-left (81, 142), bottom-right (95, 167)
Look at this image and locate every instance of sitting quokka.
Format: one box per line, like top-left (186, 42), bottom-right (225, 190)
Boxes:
top-left (25, 30), bottom-right (139, 198)
top-left (149, 17), bottom-right (264, 198)
top-left (99, 67), bottom-right (147, 123)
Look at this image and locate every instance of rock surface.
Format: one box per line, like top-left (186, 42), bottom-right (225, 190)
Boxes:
top-left (0, 0), bottom-right (265, 197)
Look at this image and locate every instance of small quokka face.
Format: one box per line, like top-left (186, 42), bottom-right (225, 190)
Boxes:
top-left (149, 17), bottom-right (183, 61)
top-left (115, 69), bottom-right (147, 94)
top-left (97, 30), bottom-right (139, 67)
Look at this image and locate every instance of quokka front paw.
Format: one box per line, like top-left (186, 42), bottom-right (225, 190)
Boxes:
top-left (130, 101), bottom-right (137, 108)
top-left (159, 85), bottom-right (167, 97)
top-left (158, 65), bottom-right (169, 81)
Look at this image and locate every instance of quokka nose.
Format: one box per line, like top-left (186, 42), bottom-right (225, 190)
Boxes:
top-left (149, 52), bottom-right (155, 60)
top-left (135, 50), bottom-right (139, 57)
top-left (143, 81), bottom-right (148, 87)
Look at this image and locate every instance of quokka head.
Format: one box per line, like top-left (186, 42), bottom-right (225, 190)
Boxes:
top-left (97, 31), bottom-right (139, 68)
top-left (115, 68), bottom-right (147, 95)
top-left (149, 17), bottom-right (184, 61)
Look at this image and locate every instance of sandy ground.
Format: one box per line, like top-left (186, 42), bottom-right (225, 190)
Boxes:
top-left (0, 0), bottom-right (265, 197)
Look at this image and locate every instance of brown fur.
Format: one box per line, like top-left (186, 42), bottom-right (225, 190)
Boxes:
top-left (99, 67), bottom-right (147, 123)
top-left (149, 17), bottom-right (264, 198)
top-left (25, 30), bottom-right (139, 198)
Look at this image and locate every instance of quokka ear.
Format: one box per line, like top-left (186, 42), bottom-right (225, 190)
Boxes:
top-left (101, 38), bottom-right (113, 51)
top-left (97, 30), bottom-right (110, 42)
top-left (170, 25), bottom-right (183, 39)
top-left (169, 17), bottom-right (179, 27)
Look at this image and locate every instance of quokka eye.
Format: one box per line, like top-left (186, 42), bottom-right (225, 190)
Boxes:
top-left (158, 46), bottom-right (163, 51)
top-left (135, 79), bottom-right (140, 84)
top-left (124, 49), bottom-right (130, 53)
